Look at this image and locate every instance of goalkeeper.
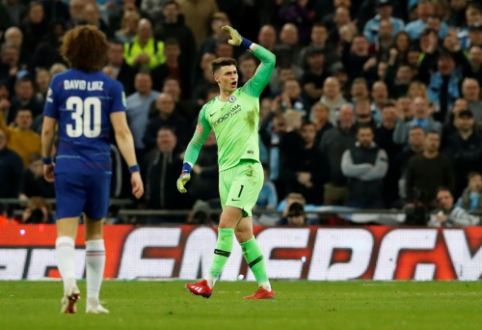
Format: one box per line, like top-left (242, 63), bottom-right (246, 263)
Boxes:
top-left (177, 26), bottom-right (276, 300)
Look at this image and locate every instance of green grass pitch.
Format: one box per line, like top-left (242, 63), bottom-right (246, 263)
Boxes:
top-left (0, 281), bottom-right (481, 330)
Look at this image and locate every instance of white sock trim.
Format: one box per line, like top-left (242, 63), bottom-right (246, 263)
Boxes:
top-left (205, 274), bottom-right (216, 289)
top-left (259, 282), bottom-right (271, 292)
top-left (86, 239), bottom-right (106, 300)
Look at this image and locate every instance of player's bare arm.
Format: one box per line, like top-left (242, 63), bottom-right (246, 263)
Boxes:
top-left (110, 111), bottom-right (144, 199)
top-left (41, 116), bottom-right (57, 183)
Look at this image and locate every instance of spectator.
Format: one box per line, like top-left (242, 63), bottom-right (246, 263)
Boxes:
top-left (34, 68), bottom-right (51, 104)
top-left (192, 52), bottom-right (216, 102)
top-left (143, 93), bottom-right (190, 150)
top-left (187, 132), bottom-right (218, 201)
top-left (126, 72), bottom-right (160, 160)
top-left (342, 125), bottom-right (388, 208)
top-left (461, 78), bottom-right (482, 122)
top-left (405, 131), bottom-right (455, 205)
top-left (2, 0), bottom-right (26, 27)
top-left (299, 23), bottom-right (339, 70)
top-left (276, 202), bottom-right (306, 227)
top-left (301, 49), bottom-right (330, 106)
top-left (364, 0), bottom-right (404, 45)
top-left (320, 104), bottom-right (357, 206)
top-left (312, 102), bottom-right (334, 147)
top-left (469, 45), bottom-right (482, 86)
top-left (124, 18), bottom-right (166, 69)
top-left (161, 77), bottom-right (195, 118)
top-left (447, 0), bottom-right (468, 27)
top-left (384, 49), bottom-right (413, 99)
top-left (176, 0), bottom-right (219, 47)
top-left (154, 0), bottom-right (196, 76)
top-left (319, 77), bottom-right (347, 125)
top-left (80, 3), bottom-right (114, 39)
top-left (444, 110), bottom-right (482, 198)
top-left (395, 126), bottom-right (426, 201)
top-left (404, 0), bottom-right (448, 40)
top-left (371, 81), bottom-right (389, 123)
top-left (198, 12), bottom-right (230, 56)
top-left (391, 31), bottom-right (411, 65)
top-left (105, 40), bottom-right (137, 96)
top-left (0, 108), bottom-right (40, 166)
top-left (456, 172), bottom-right (482, 211)
top-left (257, 25), bottom-right (277, 52)
top-left (186, 200), bottom-right (214, 225)
top-left (342, 34), bottom-right (372, 84)
top-left (393, 97), bottom-right (443, 144)
top-left (115, 10), bottom-right (140, 43)
top-left (369, 19), bottom-right (394, 61)
top-left (376, 101), bottom-right (403, 207)
top-left (349, 77), bottom-right (370, 103)
top-left (397, 96), bottom-right (414, 122)
top-left (407, 81), bottom-right (429, 101)
top-left (20, 153), bottom-right (55, 198)
top-left (256, 165), bottom-right (278, 211)
top-left (0, 43), bottom-right (20, 86)
top-left (428, 188), bottom-right (478, 226)
top-left (142, 127), bottom-right (189, 221)
top-left (354, 96), bottom-right (377, 130)
top-left (274, 23), bottom-right (303, 66)
top-left (0, 128), bottom-right (23, 199)
top-left (280, 79), bottom-right (310, 117)
top-left (21, 196), bottom-right (54, 224)
top-left (8, 77), bottom-right (43, 124)
top-left (20, 2), bottom-right (49, 56)
top-left (142, 0), bottom-right (168, 23)
top-left (4, 27), bottom-right (28, 67)
top-left (213, 40), bottom-right (234, 59)
top-left (269, 64), bottom-right (299, 96)
top-left (66, 0), bottom-right (85, 29)
top-left (109, 0), bottom-right (147, 32)
top-left (28, 20), bottom-right (67, 74)
top-left (41, 0), bottom-right (69, 23)
top-left (0, 202), bottom-right (18, 225)
top-left (150, 39), bottom-right (190, 97)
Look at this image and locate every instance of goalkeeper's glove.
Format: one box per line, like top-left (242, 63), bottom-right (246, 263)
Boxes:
top-left (221, 25), bottom-right (253, 49)
top-left (176, 162), bottom-right (192, 193)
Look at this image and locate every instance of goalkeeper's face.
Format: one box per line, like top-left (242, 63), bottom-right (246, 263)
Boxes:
top-left (214, 65), bottom-right (238, 93)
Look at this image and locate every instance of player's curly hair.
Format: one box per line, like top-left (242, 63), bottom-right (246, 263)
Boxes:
top-left (60, 25), bottom-right (109, 73)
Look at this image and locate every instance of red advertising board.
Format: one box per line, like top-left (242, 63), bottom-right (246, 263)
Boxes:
top-left (1, 225), bottom-right (481, 280)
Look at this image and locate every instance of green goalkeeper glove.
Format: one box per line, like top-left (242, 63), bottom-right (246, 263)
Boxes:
top-left (176, 173), bottom-right (191, 194)
top-left (222, 26), bottom-right (243, 46)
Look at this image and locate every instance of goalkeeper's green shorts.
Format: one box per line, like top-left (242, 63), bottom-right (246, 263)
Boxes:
top-left (219, 159), bottom-right (263, 217)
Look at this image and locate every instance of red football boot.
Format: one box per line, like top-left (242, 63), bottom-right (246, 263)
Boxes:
top-left (185, 280), bottom-right (213, 298)
top-left (244, 287), bottom-right (275, 300)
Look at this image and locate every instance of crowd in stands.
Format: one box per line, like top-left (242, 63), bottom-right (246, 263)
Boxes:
top-left (0, 0), bottom-right (482, 226)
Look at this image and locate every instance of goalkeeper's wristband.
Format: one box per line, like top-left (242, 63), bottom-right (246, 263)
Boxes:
top-left (181, 162), bottom-right (192, 176)
top-left (240, 38), bottom-right (254, 49)
top-left (41, 156), bottom-right (52, 165)
top-left (129, 164), bottom-right (140, 173)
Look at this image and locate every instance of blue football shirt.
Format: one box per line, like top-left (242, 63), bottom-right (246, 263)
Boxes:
top-left (44, 69), bottom-right (126, 175)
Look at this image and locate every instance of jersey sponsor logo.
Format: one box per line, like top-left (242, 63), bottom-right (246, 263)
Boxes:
top-left (212, 105), bottom-right (241, 127)
top-left (228, 96), bottom-right (236, 103)
top-left (2, 226), bottom-right (482, 281)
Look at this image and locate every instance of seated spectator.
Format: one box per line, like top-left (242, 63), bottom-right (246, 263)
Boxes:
top-left (257, 25), bottom-right (277, 52)
top-left (0, 108), bottom-right (40, 166)
top-left (428, 188), bottom-right (478, 226)
top-left (269, 64), bottom-right (299, 96)
top-left (319, 77), bottom-right (346, 125)
top-left (161, 77), bottom-right (195, 119)
top-left (349, 77), bottom-right (370, 103)
top-left (151, 39), bottom-right (191, 98)
top-left (0, 202), bottom-right (18, 225)
top-left (187, 200), bottom-right (214, 225)
top-left (256, 165), bottom-right (278, 211)
top-left (276, 202), bottom-right (306, 227)
top-left (8, 77), bottom-right (43, 124)
top-left (142, 127), bottom-right (189, 222)
top-left (187, 132), bottom-right (218, 202)
top-left (371, 81), bottom-right (389, 123)
top-left (404, 0), bottom-right (448, 40)
top-left (124, 18), bottom-right (166, 69)
top-left (143, 93), bottom-right (190, 150)
top-left (20, 153), bottom-right (55, 199)
top-left (364, 0), bottom-right (404, 45)
top-left (274, 23), bottom-right (303, 66)
top-left (320, 104), bottom-right (357, 206)
top-left (80, 3), bottom-right (114, 39)
top-left (384, 49), bottom-right (413, 99)
top-left (66, 0), bottom-right (85, 30)
top-left (105, 40), bottom-right (137, 96)
top-left (312, 102), bottom-right (334, 147)
top-left (4, 27), bottom-right (29, 68)
top-left (456, 172), bottom-right (482, 211)
top-left (115, 10), bottom-right (140, 43)
top-left (22, 196), bottom-right (54, 224)
top-left (461, 78), bottom-right (482, 123)
top-left (299, 23), bottom-right (339, 70)
top-left (393, 97), bottom-right (442, 144)
top-left (405, 131), bottom-right (455, 206)
top-left (0, 128), bottom-right (23, 199)
top-left (354, 96), bottom-right (377, 130)
top-left (300, 49), bottom-right (329, 106)
top-left (342, 125), bottom-right (388, 209)
top-left (280, 79), bottom-right (310, 118)
top-left (444, 110), bottom-right (482, 198)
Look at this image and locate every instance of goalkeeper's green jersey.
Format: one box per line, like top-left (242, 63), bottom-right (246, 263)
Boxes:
top-left (183, 45), bottom-right (276, 172)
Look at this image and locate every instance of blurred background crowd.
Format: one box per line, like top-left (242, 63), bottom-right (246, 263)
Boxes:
top-left (1, 0), bottom-right (482, 226)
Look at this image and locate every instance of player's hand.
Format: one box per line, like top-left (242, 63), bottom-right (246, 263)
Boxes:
top-left (131, 172), bottom-right (144, 199)
top-left (221, 26), bottom-right (242, 46)
top-left (43, 164), bottom-right (54, 182)
top-left (176, 173), bottom-right (190, 193)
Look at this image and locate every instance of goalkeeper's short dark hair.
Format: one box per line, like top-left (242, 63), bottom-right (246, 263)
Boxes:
top-left (211, 57), bottom-right (237, 75)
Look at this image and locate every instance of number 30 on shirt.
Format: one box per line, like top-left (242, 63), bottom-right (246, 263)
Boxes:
top-left (66, 96), bottom-right (102, 138)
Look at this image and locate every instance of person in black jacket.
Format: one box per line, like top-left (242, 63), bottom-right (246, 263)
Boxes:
top-left (444, 110), bottom-right (482, 199)
top-left (142, 126), bottom-right (190, 223)
top-left (0, 128), bottom-right (23, 199)
top-left (20, 153), bottom-right (54, 198)
top-left (104, 40), bottom-right (137, 96)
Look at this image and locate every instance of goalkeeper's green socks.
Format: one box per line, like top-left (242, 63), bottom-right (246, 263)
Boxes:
top-left (241, 237), bottom-right (272, 291)
top-left (206, 228), bottom-right (234, 288)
